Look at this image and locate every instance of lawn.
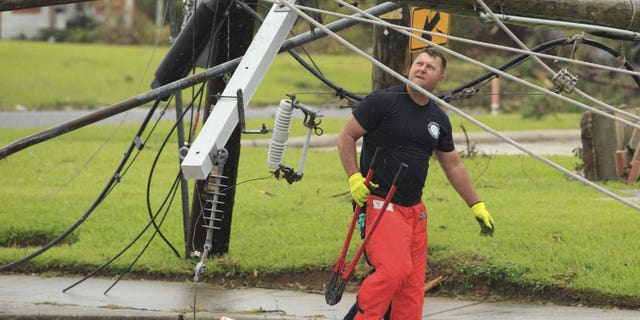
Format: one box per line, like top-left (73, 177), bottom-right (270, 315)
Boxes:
top-left (0, 40), bottom-right (372, 109)
top-left (1, 40), bottom-right (639, 309)
top-left (1, 117), bottom-right (639, 308)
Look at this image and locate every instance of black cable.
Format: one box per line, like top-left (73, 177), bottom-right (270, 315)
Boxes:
top-left (69, 0), bottom-right (236, 288)
top-left (104, 173), bottom-right (182, 295)
top-left (64, 97), bottom-right (201, 292)
top-left (63, 171), bottom-right (182, 293)
top-left (186, 84), bottom-right (207, 143)
top-left (201, 0), bottom-right (235, 77)
top-left (440, 39), bottom-right (572, 101)
top-left (143, 90), bottom-right (208, 258)
top-left (190, 172), bottom-right (274, 251)
top-left (580, 38), bottom-right (640, 88)
top-left (139, 98), bottom-right (183, 258)
top-left (0, 100), bottom-right (162, 272)
top-left (442, 37), bottom-right (640, 102)
top-left (117, 3), bottom-right (223, 259)
top-left (222, 174), bottom-right (274, 192)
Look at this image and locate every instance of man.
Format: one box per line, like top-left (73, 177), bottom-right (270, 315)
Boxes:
top-left (336, 48), bottom-right (495, 320)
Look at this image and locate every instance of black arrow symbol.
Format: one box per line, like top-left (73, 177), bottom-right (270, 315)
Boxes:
top-left (422, 11), bottom-right (441, 42)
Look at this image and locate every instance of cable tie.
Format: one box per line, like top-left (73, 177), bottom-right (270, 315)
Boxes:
top-left (134, 136), bottom-right (144, 150)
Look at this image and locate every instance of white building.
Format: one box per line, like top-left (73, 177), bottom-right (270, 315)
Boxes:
top-left (0, 1), bottom-right (135, 40)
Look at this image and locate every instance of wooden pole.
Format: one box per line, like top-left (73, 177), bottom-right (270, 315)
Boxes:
top-left (372, 1), bottom-right (410, 91)
top-left (188, 0), bottom-right (256, 257)
top-left (399, 0), bottom-right (640, 32)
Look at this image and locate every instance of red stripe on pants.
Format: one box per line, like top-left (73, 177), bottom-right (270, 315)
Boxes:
top-left (354, 196), bottom-right (428, 320)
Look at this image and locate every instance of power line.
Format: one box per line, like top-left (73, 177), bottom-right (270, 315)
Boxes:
top-left (278, 0), bottom-right (640, 211)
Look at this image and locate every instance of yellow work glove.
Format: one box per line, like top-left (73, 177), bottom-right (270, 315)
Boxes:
top-left (348, 172), bottom-right (377, 206)
top-left (470, 201), bottom-right (495, 237)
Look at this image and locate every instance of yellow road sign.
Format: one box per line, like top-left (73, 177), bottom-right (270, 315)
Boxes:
top-left (410, 8), bottom-right (450, 51)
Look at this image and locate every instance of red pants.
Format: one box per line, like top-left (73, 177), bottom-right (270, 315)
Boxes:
top-left (354, 195), bottom-right (428, 320)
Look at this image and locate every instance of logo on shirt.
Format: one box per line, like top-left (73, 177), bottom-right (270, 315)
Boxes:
top-left (427, 122), bottom-right (440, 139)
top-left (372, 200), bottom-right (394, 212)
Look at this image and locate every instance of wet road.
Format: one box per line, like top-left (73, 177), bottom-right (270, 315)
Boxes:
top-left (2, 274), bottom-right (640, 320)
top-left (0, 109), bottom-right (582, 156)
top-left (0, 106), bottom-right (349, 128)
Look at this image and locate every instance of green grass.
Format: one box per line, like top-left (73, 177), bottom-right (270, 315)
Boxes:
top-left (1, 39), bottom-right (636, 121)
top-left (1, 120), bottom-right (639, 304)
top-left (0, 41), bottom-right (167, 109)
top-left (0, 40), bottom-right (373, 109)
top-left (1, 40), bottom-right (637, 306)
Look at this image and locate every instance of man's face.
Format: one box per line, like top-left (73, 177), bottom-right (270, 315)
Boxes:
top-left (408, 52), bottom-right (445, 92)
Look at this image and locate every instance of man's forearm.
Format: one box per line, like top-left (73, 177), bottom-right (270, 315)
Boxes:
top-left (449, 168), bottom-right (480, 206)
top-left (337, 134), bottom-right (360, 177)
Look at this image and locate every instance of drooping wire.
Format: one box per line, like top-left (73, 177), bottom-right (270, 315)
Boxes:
top-left (268, 0), bottom-right (640, 123)
top-left (0, 99), bottom-right (162, 272)
top-left (280, 0), bottom-right (640, 211)
top-left (63, 85), bottom-right (207, 292)
top-left (189, 171), bottom-right (274, 254)
top-left (330, 0), bottom-right (640, 130)
top-left (142, 87), bottom-right (206, 259)
top-left (261, 0), bottom-right (639, 111)
top-left (63, 171), bottom-right (181, 294)
top-left (288, 1), bottom-right (640, 79)
top-left (291, 0), bottom-right (640, 114)
top-left (104, 172), bottom-right (182, 295)
top-left (328, 0), bottom-right (640, 125)
top-left (443, 38), bottom-right (640, 102)
top-left (475, 0), bottom-right (640, 124)
top-left (266, 0), bottom-right (640, 113)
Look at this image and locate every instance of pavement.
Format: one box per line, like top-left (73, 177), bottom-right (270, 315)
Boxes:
top-left (2, 274), bottom-right (640, 320)
top-left (0, 107), bottom-right (583, 157)
top-left (241, 128), bottom-right (583, 157)
top-left (3, 109), bottom-right (637, 319)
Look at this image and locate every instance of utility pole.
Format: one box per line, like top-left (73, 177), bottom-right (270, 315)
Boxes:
top-left (399, 0), bottom-right (640, 32)
top-left (372, 1), bottom-right (411, 91)
top-left (187, 0), bottom-right (257, 257)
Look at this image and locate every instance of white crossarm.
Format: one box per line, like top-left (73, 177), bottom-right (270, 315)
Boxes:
top-left (181, 2), bottom-right (299, 180)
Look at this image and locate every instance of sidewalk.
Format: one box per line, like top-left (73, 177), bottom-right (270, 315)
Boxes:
top-left (243, 129), bottom-right (583, 156)
top-left (0, 109), bottom-right (582, 157)
top-left (2, 274), bottom-right (639, 320)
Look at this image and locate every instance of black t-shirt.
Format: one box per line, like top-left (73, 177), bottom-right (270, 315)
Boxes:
top-left (353, 85), bottom-right (455, 206)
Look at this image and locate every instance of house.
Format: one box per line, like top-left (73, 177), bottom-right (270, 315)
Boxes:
top-left (0, 0), bottom-right (135, 40)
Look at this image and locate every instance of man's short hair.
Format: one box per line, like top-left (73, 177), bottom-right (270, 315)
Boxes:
top-left (416, 47), bottom-right (447, 73)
